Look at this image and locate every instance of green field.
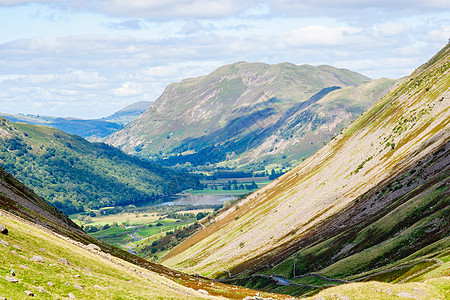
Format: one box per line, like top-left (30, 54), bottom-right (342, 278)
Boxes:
top-left (71, 205), bottom-right (212, 258)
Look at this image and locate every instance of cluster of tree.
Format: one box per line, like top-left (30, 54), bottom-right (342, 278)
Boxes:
top-left (221, 180), bottom-right (258, 191)
top-left (83, 222), bottom-right (120, 233)
top-left (268, 169), bottom-right (285, 180)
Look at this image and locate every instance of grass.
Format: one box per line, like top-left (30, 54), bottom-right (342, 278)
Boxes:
top-left (0, 212), bottom-right (211, 299)
top-left (71, 212), bottom-right (160, 227)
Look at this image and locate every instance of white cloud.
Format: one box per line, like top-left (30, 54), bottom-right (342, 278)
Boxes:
top-left (3, 0), bottom-right (450, 19)
top-left (106, 19), bottom-right (144, 30)
top-left (0, 0), bottom-right (58, 5)
top-left (90, 0), bottom-right (251, 19)
top-left (374, 22), bottom-right (408, 37)
top-left (0, 1), bottom-right (449, 118)
top-left (425, 25), bottom-right (450, 42)
top-left (284, 25), bottom-right (362, 47)
top-left (111, 81), bottom-right (143, 97)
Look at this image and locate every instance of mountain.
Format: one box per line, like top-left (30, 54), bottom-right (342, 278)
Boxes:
top-left (101, 101), bottom-right (152, 125)
top-left (0, 166), bottom-right (286, 299)
top-left (0, 117), bottom-right (199, 214)
top-left (105, 63), bottom-right (397, 171)
top-left (161, 45), bottom-right (450, 296)
top-left (0, 101), bottom-right (151, 140)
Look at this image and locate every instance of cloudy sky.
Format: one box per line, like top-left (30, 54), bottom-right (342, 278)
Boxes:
top-left (0, 1), bottom-right (449, 118)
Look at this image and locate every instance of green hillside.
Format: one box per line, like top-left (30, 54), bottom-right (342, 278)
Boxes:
top-left (106, 63), bottom-right (396, 172)
top-left (0, 118), bottom-right (199, 214)
top-left (162, 44), bottom-right (450, 297)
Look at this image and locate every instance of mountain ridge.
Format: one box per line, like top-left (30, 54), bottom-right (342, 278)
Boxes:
top-left (105, 62), bottom-right (397, 172)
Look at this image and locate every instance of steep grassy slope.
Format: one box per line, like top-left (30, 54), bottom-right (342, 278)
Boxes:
top-left (0, 118), bottom-right (199, 214)
top-left (162, 45), bottom-right (449, 293)
top-left (106, 62), bottom-right (392, 171)
top-left (0, 166), bottom-right (292, 299)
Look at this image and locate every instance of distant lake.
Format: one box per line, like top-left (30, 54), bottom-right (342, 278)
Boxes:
top-left (158, 194), bottom-right (234, 206)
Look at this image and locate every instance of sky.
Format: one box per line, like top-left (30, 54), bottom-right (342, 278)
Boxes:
top-left (0, 1), bottom-right (449, 119)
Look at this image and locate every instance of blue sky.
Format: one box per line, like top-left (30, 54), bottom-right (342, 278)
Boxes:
top-left (0, 1), bottom-right (449, 118)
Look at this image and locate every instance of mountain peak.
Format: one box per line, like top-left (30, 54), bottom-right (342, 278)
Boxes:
top-left (106, 61), bottom-right (378, 170)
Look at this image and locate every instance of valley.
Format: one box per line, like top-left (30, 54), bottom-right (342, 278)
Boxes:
top-left (71, 204), bottom-right (216, 262)
top-left (0, 166), bottom-right (287, 299)
top-left (0, 44), bottom-right (448, 299)
top-left (1, 1), bottom-right (449, 299)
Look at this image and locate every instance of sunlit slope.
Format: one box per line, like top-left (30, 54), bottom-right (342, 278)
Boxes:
top-left (0, 211), bottom-right (219, 299)
top-left (162, 45), bottom-right (449, 279)
top-left (0, 166), bottom-right (294, 299)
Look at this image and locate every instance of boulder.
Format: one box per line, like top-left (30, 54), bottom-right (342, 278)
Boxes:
top-left (29, 256), bottom-right (44, 263)
top-left (47, 281), bottom-right (54, 287)
top-left (396, 292), bottom-right (416, 298)
top-left (37, 286), bottom-right (46, 293)
top-left (57, 258), bottom-right (70, 265)
top-left (197, 289), bottom-right (209, 295)
top-left (24, 291), bottom-right (34, 296)
top-left (5, 276), bottom-right (18, 283)
top-left (0, 223), bottom-right (7, 235)
top-left (73, 284), bottom-right (83, 291)
top-left (86, 244), bottom-right (101, 251)
top-left (94, 285), bottom-right (105, 290)
top-left (68, 293), bottom-right (76, 299)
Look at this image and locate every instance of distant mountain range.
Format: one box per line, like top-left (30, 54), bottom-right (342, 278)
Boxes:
top-left (105, 62), bottom-right (398, 172)
top-left (0, 101), bottom-right (151, 140)
top-left (162, 45), bottom-right (450, 297)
